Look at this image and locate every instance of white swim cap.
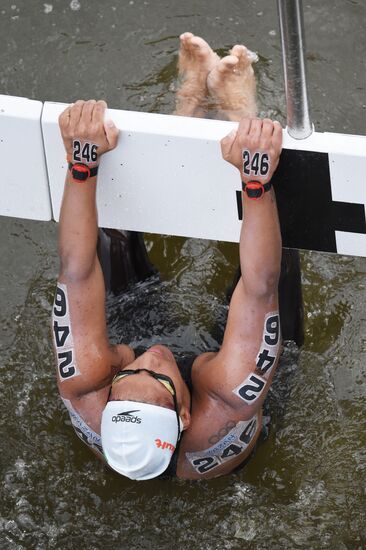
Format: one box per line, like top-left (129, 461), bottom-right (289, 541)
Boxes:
top-left (101, 400), bottom-right (182, 480)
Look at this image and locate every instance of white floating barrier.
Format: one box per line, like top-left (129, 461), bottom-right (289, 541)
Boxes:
top-left (1, 96), bottom-right (366, 257)
top-left (42, 102), bottom-right (239, 242)
top-left (0, 95), bottom-right (52, 221)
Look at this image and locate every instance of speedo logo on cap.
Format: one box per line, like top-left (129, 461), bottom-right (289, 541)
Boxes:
top-left (112, 410), bottom-right (141, 424)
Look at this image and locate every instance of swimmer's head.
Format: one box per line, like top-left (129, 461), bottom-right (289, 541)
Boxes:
top-left (101, 345), bottom-right (191, 480)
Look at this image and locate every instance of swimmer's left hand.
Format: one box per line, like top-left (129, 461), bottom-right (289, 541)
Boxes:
top-left (59, 99), bottom-right (119, 163)
top-left (221, 118), bottom-right (282, 184)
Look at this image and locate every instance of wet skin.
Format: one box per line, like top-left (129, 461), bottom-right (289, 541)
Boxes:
top-left (175, 32), bottom-right (257, 120)
top-left (54, 34), bottom-right (282, 479)
top-left (110, 344), bottom-right (191, 428)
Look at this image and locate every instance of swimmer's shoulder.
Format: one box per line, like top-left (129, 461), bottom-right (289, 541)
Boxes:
top-left (177, 352), bottom-right (262, 479)
top-left (176, 400), bottom-right (261, 480)
top-left (60, 390), bottom-right (108, 461)
top-left (192, 351), bottom-right (218, 370)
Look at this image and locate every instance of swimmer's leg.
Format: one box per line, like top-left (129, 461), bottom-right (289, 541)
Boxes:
top-left (97, 229), bottom-right (157, 295)
top-left (226, 249), bottom-right (304, 346)
top-left (174, 32), bottom-right (219, 118)
top-left (100, 33), bottom-right (219, 295)
top-left (207, 44), bottom-right (257, 120)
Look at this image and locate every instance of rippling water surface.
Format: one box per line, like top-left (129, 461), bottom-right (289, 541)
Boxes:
top-left (1, 0), bottom-right (365, 548)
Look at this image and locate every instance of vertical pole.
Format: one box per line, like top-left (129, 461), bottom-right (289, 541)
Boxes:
top-left (277, 0), bottom-right (313, 139)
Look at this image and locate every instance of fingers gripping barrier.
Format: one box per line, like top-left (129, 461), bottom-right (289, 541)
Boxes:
top-left (41, 101), bottom-right (239, 242)
top-left (1, 95), bottom-right (366, 257)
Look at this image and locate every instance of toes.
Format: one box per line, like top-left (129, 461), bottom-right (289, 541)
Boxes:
top-left (180, 32), bottom-right (193, 39)
top-left (217, 55), bottom-right (239, 73)
top-left (180, 32), bottom-right (193, 48)
top-left (178, 31), bottom-right (218, 87)
top-left (230, 45), bottom-right (258, 68)
top-left (189, 35), bottom-right (211, 57)
top-left (230, 45), bottom-right (247, 58)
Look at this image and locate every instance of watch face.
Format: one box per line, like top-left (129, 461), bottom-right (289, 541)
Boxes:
top-left (71, 163), bottom-right (90, 182)
top-left (246, 181), bottom-right (264, 200)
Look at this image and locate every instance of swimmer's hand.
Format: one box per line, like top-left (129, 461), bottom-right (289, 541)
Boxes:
top-left (58, 99), bottom-right (119, 164)
top-left (220, 118), bottom-right (282, 184)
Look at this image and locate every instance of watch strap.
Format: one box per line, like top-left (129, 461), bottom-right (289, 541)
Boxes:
top-left (68, 162), bottom-right (99, 181)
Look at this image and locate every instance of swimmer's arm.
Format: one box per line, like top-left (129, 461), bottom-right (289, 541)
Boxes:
top-left (239, 187), bottom-right (281, 296)
top-left (178, 120), bottom-right (283, 479)
top-left (223, 116), bottom-right (282, 312)
top-left (193, 119), bottom-right (283, 407)
top-left (228, 118), bottom-right (282, 297)
top-left (58, 100), bottom-right (118, 279)
top-left (53, 101), bottom-right (121, 397)
top-left (58, 172), bottom-right (99, 278)
top-left (221, 119), bottom-right (282, 387)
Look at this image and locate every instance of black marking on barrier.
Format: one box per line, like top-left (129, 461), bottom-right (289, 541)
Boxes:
top-left (331, 201), bottom-right (366, 234)
top-left (236, 149), bottom-right (366, 254)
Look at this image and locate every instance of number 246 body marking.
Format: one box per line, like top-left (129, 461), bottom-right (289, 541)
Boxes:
top-left (242, 150), bottom-right (270, 177)
top-left (73, 140), bottom-right (98, 164)
top-left (190, 417), bottom-right (257, 474)
top-left (53, 286), bottom-right (77, 380)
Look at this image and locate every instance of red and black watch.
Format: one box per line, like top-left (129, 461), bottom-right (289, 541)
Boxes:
top-left (242, 180), bottom-right (272, 200)
top-left (68, 162), bottom-right (99, 182)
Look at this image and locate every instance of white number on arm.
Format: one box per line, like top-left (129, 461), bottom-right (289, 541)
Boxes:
top-left (233, 312), bottom-right (281, 403)
top-left (52, 283), bottom-right (80, 381)
top-left (73, 140), bottom-right (98, 163)
top-left (242, 150), bottom-right (270, 177)
top-left (186, 415), bottom-right (258, 475)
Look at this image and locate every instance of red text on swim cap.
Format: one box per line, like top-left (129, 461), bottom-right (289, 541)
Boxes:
top-left (155, 439), bottom-right (175, 453)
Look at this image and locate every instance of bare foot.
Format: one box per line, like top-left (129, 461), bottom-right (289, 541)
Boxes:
top-left (174, 32), bottom-right (219, 117)
top-left (207, 44), bottom-right (258, 121)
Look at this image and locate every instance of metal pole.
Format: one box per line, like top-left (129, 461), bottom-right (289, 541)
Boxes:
top-left (277, 0), bottom-right (313, 139)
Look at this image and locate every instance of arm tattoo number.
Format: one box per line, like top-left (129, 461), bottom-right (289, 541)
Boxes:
top-left (256, 348), bottom-right (275, 375)
top-left (233, 314), bottom-right (280, 403)
top-left (53, 287), bottom-right (67, 317)
top-left (73, 140), bottom-right (98, 163)
top-left (57, 350), bottom-right (75, 379)
top-left (221, 444), bottom-right (242, 459)
top-left (239, 419), bottom-right (257, 444)
top-left (243, 150), bottom-right (269, 177)
top-left (53, 284), bottom-right (78, 380)
top-left (53, 321), bottom-right (70, 348)
top-left (191, 418), bottom-right (258, 474)
top-left (238, 374), bottom-right (265, 401)
top-left (256, 314), bottom-right (280, 376)
top-left (265, 315), bottom-right (279, 345)
top-left (192, 456), bottom-right (219, 473)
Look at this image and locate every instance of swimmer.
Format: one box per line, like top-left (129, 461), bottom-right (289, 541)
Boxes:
top-left (53, 36), bottom-right (283, 480)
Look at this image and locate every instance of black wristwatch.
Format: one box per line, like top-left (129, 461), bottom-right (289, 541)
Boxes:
top-left (242, 180), bottom-right (272, 200)
top-left (68, 162), bottom-right (99, 182)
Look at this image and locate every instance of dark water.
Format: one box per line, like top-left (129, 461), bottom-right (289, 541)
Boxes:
top-left (1, 0), bottom-right (365, 548)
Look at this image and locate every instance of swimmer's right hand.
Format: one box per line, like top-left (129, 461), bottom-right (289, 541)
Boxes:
top-left (220, 118), bottom-right (282, 184)
top-left (59, 100), bottom-right (119, 163)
